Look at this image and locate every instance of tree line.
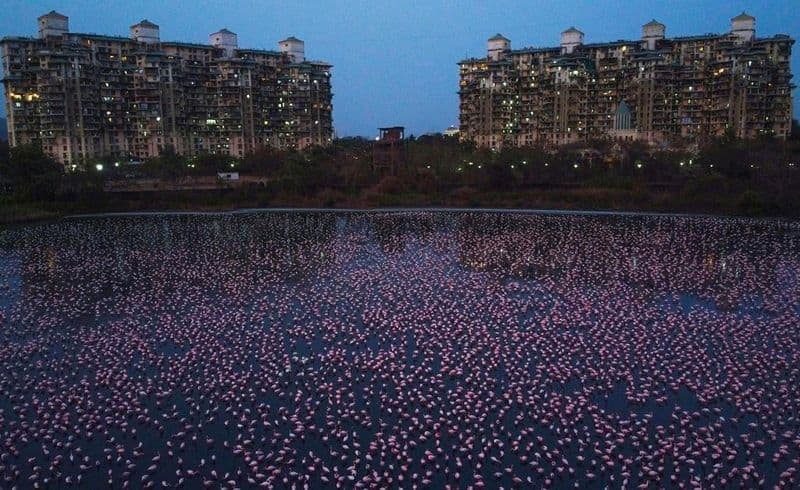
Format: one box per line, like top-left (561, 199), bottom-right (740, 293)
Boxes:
top-left (1, 120), bottom-right (799, 216)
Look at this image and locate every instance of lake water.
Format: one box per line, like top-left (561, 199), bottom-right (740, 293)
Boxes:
top-left (0, 211), bottom-right (799, 488)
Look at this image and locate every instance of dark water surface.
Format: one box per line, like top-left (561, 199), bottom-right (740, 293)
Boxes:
top-left (1, 211), bottom-right (799, 489)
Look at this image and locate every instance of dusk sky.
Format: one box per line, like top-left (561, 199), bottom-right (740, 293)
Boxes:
top-left (2, 0), bottom-right (798, 137)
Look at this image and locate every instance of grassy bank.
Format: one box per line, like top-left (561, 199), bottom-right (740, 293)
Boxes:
top-left (2, 182), bottom-right (795, 224)
top-left (0, 202), bottom-right (62, 224)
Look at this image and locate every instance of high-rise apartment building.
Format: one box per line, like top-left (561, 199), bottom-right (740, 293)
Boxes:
top-left (458, 13), bottom-right (794, 149)
top-left (1, 12), bottom-right (333, 165)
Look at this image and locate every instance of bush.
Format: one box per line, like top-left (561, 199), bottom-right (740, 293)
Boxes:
top-left (316, 188), bottom-right (346, 207)
top-left (449, 186), bottom-right (481, 207)
top-left (0, 144), bottom-right (63, 200)
top-left (737, 190), bottom-right (767, 217)
top-left (374, 176), bottom-right (403, 195)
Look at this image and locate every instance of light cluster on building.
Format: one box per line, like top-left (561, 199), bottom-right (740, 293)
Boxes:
top-left (1, 11), bottom-right (334, 165)
top-left (458, 13), bottom-right (794, 150)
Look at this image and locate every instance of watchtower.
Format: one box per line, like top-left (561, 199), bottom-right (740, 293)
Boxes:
top-left (373, 127), bottom-right (407, 174)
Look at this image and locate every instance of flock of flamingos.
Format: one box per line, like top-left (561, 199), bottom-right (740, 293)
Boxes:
top-left (0, 211), bottom-right (799, 489)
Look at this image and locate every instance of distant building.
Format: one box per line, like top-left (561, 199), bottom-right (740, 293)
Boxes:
top-left (1, 11), bottom-right (334, 166)
top-left (444, 126), bottom-right (460, 137)
top-left (373, 127), bottom-right (406, 174)
top-left (458, 13), bottom-right (794, 150)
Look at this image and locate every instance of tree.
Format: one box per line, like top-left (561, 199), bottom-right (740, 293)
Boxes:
top-left (0, 144), bottom-right (63, 200)
top-left (142, 145), bottom-right (185, 180)
top-left (0, 140), bottom-right (9, 168)
top-left (281, 150), bottom-right (340, 194)
top-left (484, 159), bottom-right (514, 191)
top-left (192, 152), bottom-right (235, 175)
top-left (241, 148), bottom-right (285, 176)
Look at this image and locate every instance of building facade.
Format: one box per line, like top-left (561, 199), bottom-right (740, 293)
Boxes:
top-left (1, 12), bottom-right (333, 165)
top-left (458, 13), bottom-right (794, 150)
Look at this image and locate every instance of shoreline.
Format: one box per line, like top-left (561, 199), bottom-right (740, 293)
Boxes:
top-left (5, 204), bottom-right (797, 226)
top-left (3, 185), bottom-right (798, 225)
top-left (64, 207), bottom-right (782, 221)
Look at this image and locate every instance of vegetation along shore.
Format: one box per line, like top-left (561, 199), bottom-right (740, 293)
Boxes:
top-left (2, 128), bottom-right (799, 224)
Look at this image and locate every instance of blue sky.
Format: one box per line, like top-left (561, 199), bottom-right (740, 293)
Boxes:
top-left (1, 0), bottom-right (798, 137)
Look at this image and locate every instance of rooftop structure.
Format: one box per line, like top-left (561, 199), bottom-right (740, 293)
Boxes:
top-left (279, 36), bottom-right (305, 63)
top-left (1, 13), bottom-right (334, 165)
top-left (458, 13), bottom-right (794, 150)
top-left (38, 11), bottom-right (68, 39)
top-left (210, 28), bottom-right (237, 58)
top-left (130, 19), bottom-right (160, 44)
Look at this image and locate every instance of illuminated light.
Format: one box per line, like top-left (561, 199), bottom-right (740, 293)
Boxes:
top-left (95, 164), bottom-right (104, 171)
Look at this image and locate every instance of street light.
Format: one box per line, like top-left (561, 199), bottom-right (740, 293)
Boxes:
top-left (96, 164), bottom-right (104, 171)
